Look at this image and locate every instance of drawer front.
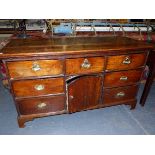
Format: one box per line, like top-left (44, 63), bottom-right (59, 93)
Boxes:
top-left (16, 95), bottom-right (65, 115)
top-left (66, 57), bottom-right (105, 75)
top-left (7, 60), bottom-right (64, 78)
top-left (106, 53), bottom-right (147, 71)
top-left (103, 85), bottom-right (138, 105)
top-left (12, 77), bottom-right (64, 98)
top-left (104, 69), bottom-right (143, 87)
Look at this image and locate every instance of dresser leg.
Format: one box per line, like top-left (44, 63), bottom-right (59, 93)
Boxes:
top-left (130, 100), bottom-right (137, 110)
top-left (18, 116), bottom-right (26, 128)
top-left (17, 116), bottom-right (33, 128)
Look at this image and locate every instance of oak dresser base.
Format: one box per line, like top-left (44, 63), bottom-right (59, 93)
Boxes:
top-left (0, 36), bottom-right (153, 128)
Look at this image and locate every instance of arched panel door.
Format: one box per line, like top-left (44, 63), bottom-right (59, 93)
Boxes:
top-left (67, 75), bottom-right (102, 113)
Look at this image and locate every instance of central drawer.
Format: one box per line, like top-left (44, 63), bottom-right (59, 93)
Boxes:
top-left (66, 57), bottom-right (105, 75)
top-left (16, 95), bottom-right (66, 115)
top-left (12, 77), bottom-right (64, 98)
top-left (7, 59), bottom-right (64, 79)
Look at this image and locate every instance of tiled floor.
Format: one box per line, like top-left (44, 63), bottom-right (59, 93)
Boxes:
top-left (0, 79), bottom-right (155, 135)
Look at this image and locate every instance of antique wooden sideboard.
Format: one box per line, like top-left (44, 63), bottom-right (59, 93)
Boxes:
top-left (0, 36), bottom-right (153, 128)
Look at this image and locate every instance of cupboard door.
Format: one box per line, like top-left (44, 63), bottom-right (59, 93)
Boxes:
top-left (68, 76), bottom-right (102, 113)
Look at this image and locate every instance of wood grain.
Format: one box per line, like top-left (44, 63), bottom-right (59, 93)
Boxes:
top-left (12, 77), bottom-right (64, 97)
top-left (104, 69), bottom-right (143, 87)
top-left (103, 85), bottom-right (138, 105)
top-left (68, 75), bottom-right (102, 113)
top-left (106, 53), bottom-right (147, 71)
top-left (0, 36), bottom-right (153, 58)
top-left (66, 57), bottom-right (105, 75)
top-left (16, 95), bottom-right (65, 115)
top-left (7, 59), bottom-right (64, 78)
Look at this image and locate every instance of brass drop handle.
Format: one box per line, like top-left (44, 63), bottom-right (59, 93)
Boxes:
top-left (34, 84), bottom-right (44, 91)
top-left (32, 62), bottom-right (41, 71)
top-left (120, 76), bottom-right (128, 81)
top-left (81, 58), bottom-right (91, 69)
top-left (122, 57), bottom-right (131, 64)
top-left (37, 102), bottom-right (47, 109)
top-left (116, 92), bottom-right (125, 97)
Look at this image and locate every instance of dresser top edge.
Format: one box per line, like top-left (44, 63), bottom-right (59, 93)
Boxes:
top-left (0, 36), bottom-right (153, 59)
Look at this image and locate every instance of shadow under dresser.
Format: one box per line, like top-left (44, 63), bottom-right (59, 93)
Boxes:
top-left (0, 36), bottom-right (153, 127)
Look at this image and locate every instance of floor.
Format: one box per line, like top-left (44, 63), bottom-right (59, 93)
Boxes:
top-left (0, 79), bottom-right (155, 135)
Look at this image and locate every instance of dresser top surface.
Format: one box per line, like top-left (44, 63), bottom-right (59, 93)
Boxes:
top-left (0, 36), bottom-right (153, 58)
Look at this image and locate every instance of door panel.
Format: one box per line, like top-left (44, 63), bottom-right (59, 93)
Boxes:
top-left (68, 75), bottom-right (102, 113)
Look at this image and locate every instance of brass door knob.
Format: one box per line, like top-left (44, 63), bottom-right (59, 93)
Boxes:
top-left (81, 58), bottom-right (91, 69)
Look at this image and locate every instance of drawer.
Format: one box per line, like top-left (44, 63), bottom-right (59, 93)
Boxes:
top-left (66, 57), bottom-right (105, 75)
top-left (7, 59), bottom-right (64, 78)
top-left (16, 95), bottom-right (65, 115)
top-left (104, 69), bottom-right (143, 87)
top-left (12, 77), bottom-right (64, 98)
top-left (103, 85), bottom-right (138, 105)
top-left (106, 53), bottom-right (147, 71)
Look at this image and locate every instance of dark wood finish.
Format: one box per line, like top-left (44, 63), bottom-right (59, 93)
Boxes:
top-left (16, 95), bottom-right (65, 115)
top-left (0, 36), bottom-right (153, 127)
top-left (66, 57), bottom-right (105, 75)
top-left (17, 109), bottom-right (66, 128)
top-left (68, 76), bottom-right (102, 113)
top-left (103, 85), bottom-right (138, 108)
top-left (104, 69), bottom-right (143, 87)
top-left (0, 36), bottom-right (153, 59)
top-left (106, 53), bottom-right (147, 71)
top-left (12, 77), bottom-right (64, 98)
top-left (100, 99), bottom-right (137, 110)
top-left (140, 50), bottom-right (155, 106)
top-left (17, 116), bottom-right (34, 128)
top-left (7, 59), bottom-right (64, 79)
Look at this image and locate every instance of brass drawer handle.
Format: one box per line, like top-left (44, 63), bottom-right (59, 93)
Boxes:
top-left (32, 62), bottom-right (41, 71)
top-left (120, 76), bottom-right (128, 81)
top-left (122, 57), bottom-right (131, 64)
top-left (37, 102), bottom-right (47, 109)
top-left (116, 92), bottom-right (125, 97)
top-left (81, 58), bottom-right (91, 69)
top-left (34, 84), bottom-right (44, 91)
